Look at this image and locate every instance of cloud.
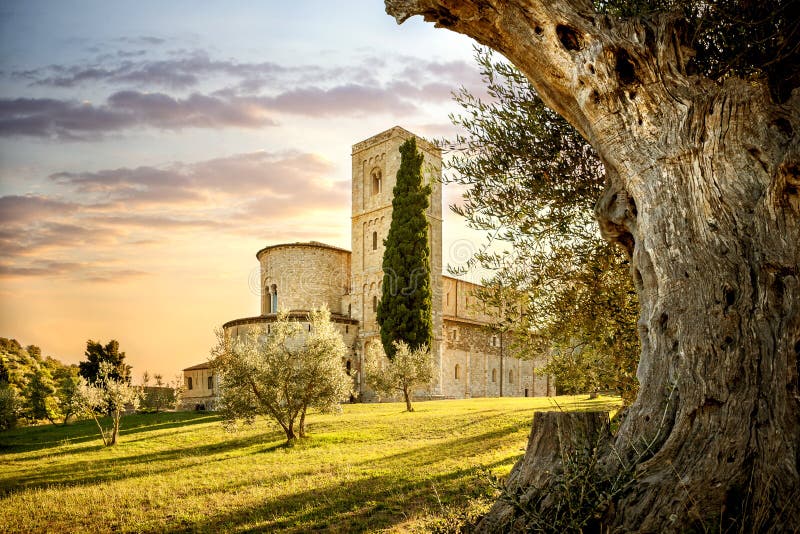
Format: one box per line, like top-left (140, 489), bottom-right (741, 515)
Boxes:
top-left (0, 149), bottom-right (350, 280)
top-left (0, 259), bottom-right (148, 282)
top-left (14, 49), bottom-right (483, 96)
top-left (0, 195), bottom-right (77, 224)
top-left (1, 48), bottom-right (487, 139)
top-left (0, 81), bottom-right (459, 139)
top-left (0, 219), bottom-right (122, 257)
top-left (49, 150), bottom-right (342, 206)
top-left (0, 260), bottom-right (85, 277)
top-left (0, 92), bottom-right (278, 139)
top-left (16, 50), bottom-right (311, 91)
top-left (257, 84), bottom-right (418, 116)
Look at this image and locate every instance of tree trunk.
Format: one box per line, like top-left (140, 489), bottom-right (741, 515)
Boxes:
top-left (403, 387), bottom-right (414, 412)
top-left (477, 411), bottom-right (611, 532)
top-left (285, 419), bottom-right (296, 443)
top-left (110, 410), bottom-right (120, 446)
top-left (298, 407), bottom-right (307, 438)
top-left (385, 1), bottom-right (800, 531)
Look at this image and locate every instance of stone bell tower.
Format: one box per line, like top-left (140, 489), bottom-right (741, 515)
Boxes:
top-left (349, 126), bottom-right (443, 395)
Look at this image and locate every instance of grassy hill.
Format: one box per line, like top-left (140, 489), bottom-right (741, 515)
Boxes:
top-left (0, 396), bottom-right (620, 533)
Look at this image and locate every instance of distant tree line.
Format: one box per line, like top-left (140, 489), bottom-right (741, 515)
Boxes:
top-left (1, 337), bottom-right (183, 445)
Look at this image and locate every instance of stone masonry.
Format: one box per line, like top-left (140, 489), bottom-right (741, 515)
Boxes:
top-left (184, 126), bottom-right (552, 404)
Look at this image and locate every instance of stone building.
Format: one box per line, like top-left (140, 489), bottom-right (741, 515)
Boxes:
top-left (183, 126), bottom-right (552, 402)
top-left (181, 362), bottom-right (220, 410)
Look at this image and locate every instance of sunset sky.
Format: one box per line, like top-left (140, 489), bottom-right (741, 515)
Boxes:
top-left (0, 1), bottom-right (489, 379)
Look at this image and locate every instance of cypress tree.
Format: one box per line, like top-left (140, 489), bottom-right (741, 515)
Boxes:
top-left (376, 137), bottom-right (433, 359)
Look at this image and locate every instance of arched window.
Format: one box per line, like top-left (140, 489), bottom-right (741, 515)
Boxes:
top-left (509, 370), bottom-right (514, 384)
top-left (270, 284), bottom-right (278, 313)
top-left (373, 295), bottom-right (378, 312)
top-left (372, 231), bottom-right (378, 250)
top-left (455, 364), bottom-right (460, 380)
top-left (371, 169), bottom-right (382, 195)
top-left (491, 368), bottom-right (497, 383)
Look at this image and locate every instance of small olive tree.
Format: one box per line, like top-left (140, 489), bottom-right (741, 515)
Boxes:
top-left (140, 372), bottom-right (185, 412)
top-left (365, 341), bottom-right (434, 412)
top-left (73, 362), bottom-right (142, 446)
top-left (212, 307), bottom-right (352, 443)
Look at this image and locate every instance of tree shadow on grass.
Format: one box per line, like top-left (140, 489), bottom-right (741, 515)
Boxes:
top-left (171, 454), bottom-right (512, 533)
top-left (0, 412), bottom-right (219, 455)
top-left (0, 423), bottom-right (286, 495)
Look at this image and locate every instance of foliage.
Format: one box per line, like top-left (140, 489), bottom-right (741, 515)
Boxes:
top-left (594, 0), bottom-right (800, 102)
top-left (0, 396), bottom-right (621, 533)
top-left (0, 381), bottom-right (19, 431)
top-left (79, 339), bottom-right (131, 384)
top-left (365, 340), bottom-right (435, 412)
top-left (140, 373), bottom-right (185, 412)
top-left (72, 362), bottom-right (142, 446)
top-left (212, 307), bottom-right (352, 443)
top-left (21, 364), bottom-right (60, 424)
top-left (0, 337), bottom-right (82, 425)
top-left (444, 48), bottom-right (639, 402)
top-left (377, 137), bottom-right (434, 360)
top-left (53, 365), bottom-right (81, 425)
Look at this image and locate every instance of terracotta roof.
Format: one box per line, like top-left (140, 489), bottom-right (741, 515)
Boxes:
top-left (256, 241), bottom-right (351, 260)
top-left (183, 362), bottom-right (212, 371)
top-left (223, 312), bottom-right (359, 329)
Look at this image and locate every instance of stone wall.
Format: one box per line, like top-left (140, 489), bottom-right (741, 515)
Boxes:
top-left (440, 319), bottom-right (549, 398)
top-left (181, 365), bottom-right (219, 410)
top-left (443, 276), bottom-right (494, 323)
top-left (350, 126), bottom-right (444, 396)
top-left (223, 314), bottom-right (360, 387)
top-left (211, 126), bottom-right (554, 403)
top-left (257, 243), bottom-right (350, 315)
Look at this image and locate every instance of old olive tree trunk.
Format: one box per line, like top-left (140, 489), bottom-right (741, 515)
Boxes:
top-left (385, 0), bottom-right (800, 531)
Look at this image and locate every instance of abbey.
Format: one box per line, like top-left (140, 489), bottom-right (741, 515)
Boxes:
top-left (182, 126), bottom-right (552, 408)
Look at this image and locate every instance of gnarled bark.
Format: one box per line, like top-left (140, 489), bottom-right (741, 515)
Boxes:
top-left (477, 411), bottom-right (611, 532)
top-left (385, 1), bottom-right (800, 531)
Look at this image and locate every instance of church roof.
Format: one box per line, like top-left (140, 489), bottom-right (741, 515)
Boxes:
top-left (183, 362), bottom-right (212, 371)
top-left (255, 241), bottom-right (351, 260)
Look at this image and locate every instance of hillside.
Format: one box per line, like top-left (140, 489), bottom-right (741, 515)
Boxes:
top-left (0, 396), bottom-right (620, 533)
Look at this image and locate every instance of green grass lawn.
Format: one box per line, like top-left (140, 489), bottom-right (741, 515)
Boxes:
top-left (0, 395), bottom-right (620, 533)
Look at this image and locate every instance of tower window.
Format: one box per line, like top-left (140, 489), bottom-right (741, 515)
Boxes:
top-left (372, 231), bottom-right (378, 250)
top-left (371, 169), bottom-right (382, 195)
top-left (373, 295), bottom-right (378, 312)
top-left (492, 368), bottom-right (497, 383)
top-left (270, 284), bottom-right (278, 313)
top-left (346, 360), bottom-right (352, 374)
top-left (455, 364), bottom-right (460, 380)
